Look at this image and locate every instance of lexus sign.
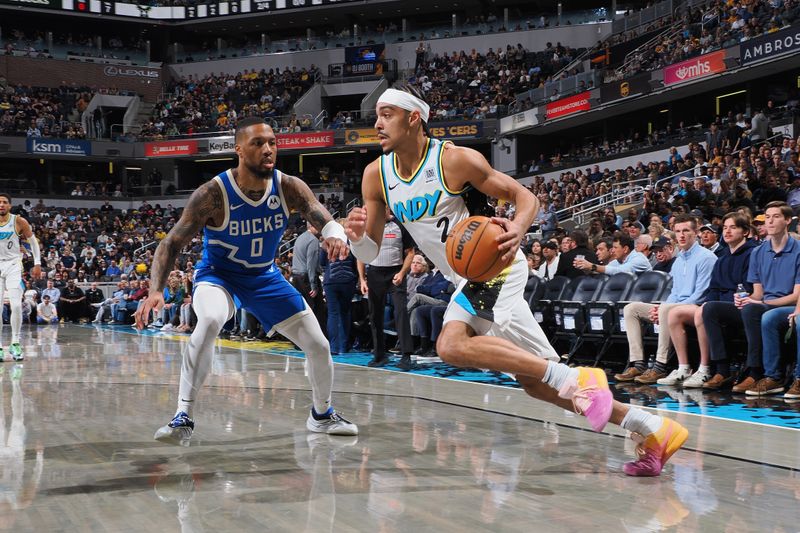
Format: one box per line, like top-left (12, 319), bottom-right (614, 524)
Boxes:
top-left (103, 66), bottom-right (160, 79)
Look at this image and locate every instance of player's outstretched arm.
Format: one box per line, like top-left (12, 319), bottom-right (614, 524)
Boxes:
top-left (16, 216), bottom-right (42, 279)
top-left (135, 180), bottom-right (222, 330)
top-left (282, 174), bottom-right (349, 261)
top-left (442, 145), bottom-right (539, 263)
top-left (345, 160), bottom-right (388, 264)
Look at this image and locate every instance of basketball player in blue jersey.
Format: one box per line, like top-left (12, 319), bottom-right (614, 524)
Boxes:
top-left (346, 84), bottom-right (688, 477)
top-left (137, 117), bottom-right (357, 444)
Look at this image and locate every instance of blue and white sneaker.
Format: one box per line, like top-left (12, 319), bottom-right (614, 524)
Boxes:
top-left (306, 408), bottom-right (358, 436)
top-left (154, 412), bottom-right (195, 446)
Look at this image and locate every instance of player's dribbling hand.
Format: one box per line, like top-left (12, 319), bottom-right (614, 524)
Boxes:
top-left (135, 293), bottom-right (164, 331)
top-left (490, 217), bottom-right (524, 263)
top-left (345, 206), bottom-right (368, 241)
top-left (31, 265), bottom-right (42, 279)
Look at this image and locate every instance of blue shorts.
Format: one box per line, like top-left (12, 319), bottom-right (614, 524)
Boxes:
top-left (194, 265), bottom-right (308, 335)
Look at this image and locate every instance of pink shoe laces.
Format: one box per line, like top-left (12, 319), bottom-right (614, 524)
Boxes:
top-left (630, 432), bottom-right (648, 458)
top-left (571, 385), bottom-right (601, 415)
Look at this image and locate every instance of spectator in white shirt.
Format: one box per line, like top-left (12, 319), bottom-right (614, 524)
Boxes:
top-left (37, 295), bottom-right (59, 324)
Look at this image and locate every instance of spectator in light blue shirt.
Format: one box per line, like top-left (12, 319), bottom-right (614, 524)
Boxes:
top-left (41, 280), bottom-right (60, 304)
top-left (614, 216), bottom-right (717, 385)
top-left (574, 232), bottom-right (652, 275)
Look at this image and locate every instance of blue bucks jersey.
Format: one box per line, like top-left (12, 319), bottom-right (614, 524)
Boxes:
top-left (198, 169), bottom-right (288, 275)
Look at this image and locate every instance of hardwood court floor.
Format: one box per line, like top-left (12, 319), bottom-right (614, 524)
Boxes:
top-left (0, 324), bottom-right (797, 532)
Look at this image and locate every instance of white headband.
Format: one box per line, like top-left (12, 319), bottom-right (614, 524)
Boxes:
top-left (377, 88), bottom-right (430, 123)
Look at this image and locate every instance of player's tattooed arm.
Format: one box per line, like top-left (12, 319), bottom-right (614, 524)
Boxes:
top-left (281, 174), bottom-right (333, 231)
top-left (150, 180), bottom-right (222, 292)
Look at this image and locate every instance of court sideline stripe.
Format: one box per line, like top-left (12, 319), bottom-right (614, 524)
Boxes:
top-left (29, 375), bottom-right (800, 473)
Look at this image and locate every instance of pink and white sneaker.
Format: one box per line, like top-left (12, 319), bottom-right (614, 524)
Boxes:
top-left (623, 418), bottom-right (689, 477)
top-left (558, 367), bottom-right (614, 432)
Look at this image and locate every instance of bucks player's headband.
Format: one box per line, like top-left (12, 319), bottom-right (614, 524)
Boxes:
top-left (377, 88), bottom-right (430, 123)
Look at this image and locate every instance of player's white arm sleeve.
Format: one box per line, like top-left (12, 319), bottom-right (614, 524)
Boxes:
top-left (321, 220), bottom-right (347, 242)
top-left (349, 234), bottom-right (379, 264)
top-left (28, 235), bottom-right (41, 265)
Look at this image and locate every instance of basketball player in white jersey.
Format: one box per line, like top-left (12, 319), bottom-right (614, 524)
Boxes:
top-left (0, 194), bottom-right (42, 362)
top-left (345, 85), bottom-right (688, 476)
top-left (136, 118), bottom-right (357, 445)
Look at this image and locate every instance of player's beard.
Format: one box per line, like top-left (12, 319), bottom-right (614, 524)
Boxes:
top-left (245, 160), bottom-right (273, 179)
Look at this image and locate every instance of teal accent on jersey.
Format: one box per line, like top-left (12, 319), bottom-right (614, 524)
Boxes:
top-left (392, 190), bottom-right (442, 224)
top-left (454, 292), bottom-right (477, 316)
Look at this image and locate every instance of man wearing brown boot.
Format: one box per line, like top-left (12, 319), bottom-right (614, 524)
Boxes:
top-left (615, 215), bottom-right (717, 385)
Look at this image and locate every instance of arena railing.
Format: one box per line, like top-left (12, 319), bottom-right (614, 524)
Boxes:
top-left (313, 110), bottom-right (328, 131)
top-left (134, 112), bottom-right (316, 141)
top-left (610, 0), bottom-right (680, 34)
top-left (172, 11), bottom-right (608, 62)
top-left (133, 240), bottom-right (158, 261)
top-left (512, 70), bottom-right (601, 111)
top-left (553, 131), bottom-right (789, 227)
top-left (651, 132), bottom-right (787, 190)
top-left (553, 184), bottom-right (647, 226)
top-left (615, 19), bottom-right (688, 81)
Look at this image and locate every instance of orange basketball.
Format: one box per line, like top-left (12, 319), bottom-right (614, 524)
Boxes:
top-left (446, 216), bottom-right (512, 282)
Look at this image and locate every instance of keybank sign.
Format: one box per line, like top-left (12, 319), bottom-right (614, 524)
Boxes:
top-left (27, 138), bottom-right (91, 156)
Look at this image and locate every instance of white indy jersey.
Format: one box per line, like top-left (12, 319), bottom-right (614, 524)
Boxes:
top-left (379, 137), bottom-right (471, 282)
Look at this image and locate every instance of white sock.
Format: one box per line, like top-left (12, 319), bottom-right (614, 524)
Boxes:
top-left (176, 400), bottom-right (194, 418)
top-left (698, 365), bottom-right (710, 374)
top-left (9, 303), bottom-right (21, 344)
top-left (275, 308), bottom-right (333, 415)
top-left (621, 408), bottom-right (663, 436)
top-left (678, 364), bottom-right (691, 372)
top-left (543, 361), bottom-right (580, 391)
top-left (176, 285), bottom-right (232, 420)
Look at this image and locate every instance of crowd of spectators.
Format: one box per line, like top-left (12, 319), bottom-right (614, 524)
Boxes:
top-left (617, 0), bottom-right (800, 79)
top-left (406, 42), bottom-right (581, 121)
top-left (6, 193), bottom-right (313, 333)
top-left (2, 28), bottom-right (147, 62)
top-left (141, 66), bottom-right (319, 139)
top-left (517, 104), bottom-right (800, 213)
top-left (0, 84), bottom-right (91, 138)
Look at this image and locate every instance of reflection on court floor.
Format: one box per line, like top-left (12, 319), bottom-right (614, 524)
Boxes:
top-left (0, 324), bottom-right (796, 532)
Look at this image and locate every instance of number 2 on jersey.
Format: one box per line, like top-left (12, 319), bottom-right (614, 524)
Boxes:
top-left (436, 216), bottom-right (450, 243)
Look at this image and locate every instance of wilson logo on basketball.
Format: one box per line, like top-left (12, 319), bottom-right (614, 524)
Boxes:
top-left (454, 220), bottom-right (482, 260)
